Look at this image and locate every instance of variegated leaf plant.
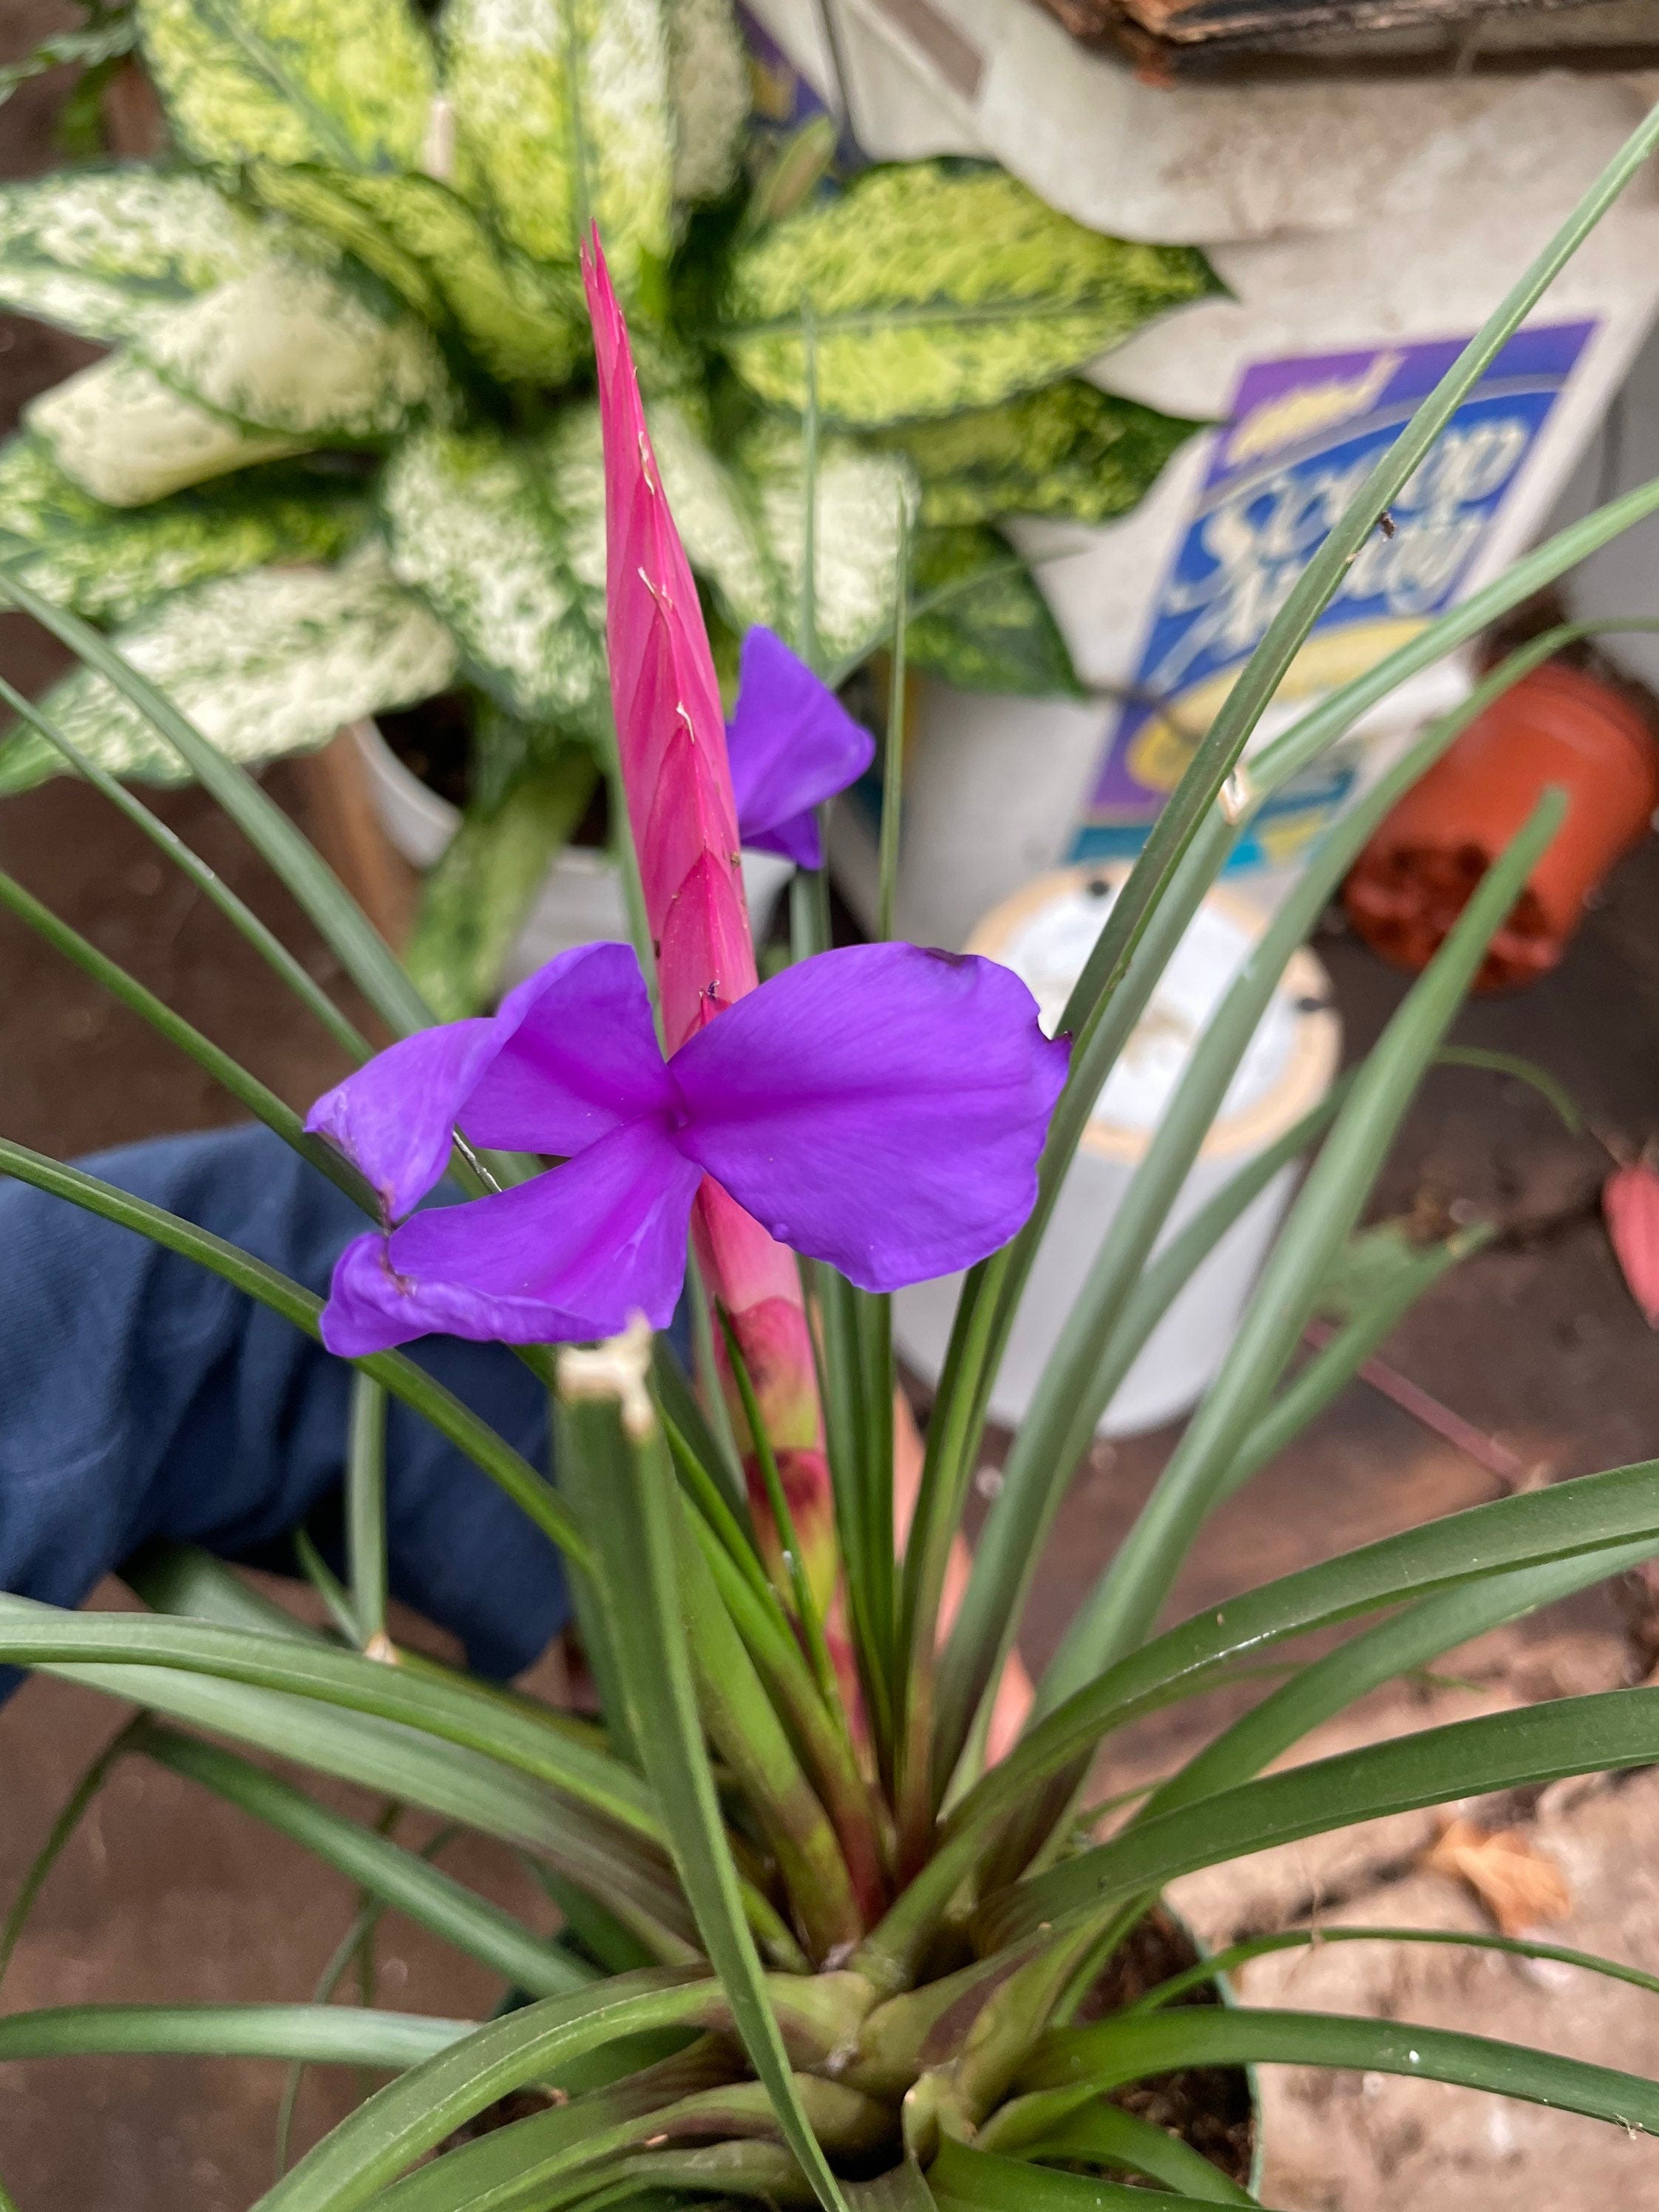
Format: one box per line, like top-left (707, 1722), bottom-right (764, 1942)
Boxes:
top-left (5, 109), bottom-right (1659, 2212)
top-left (0, 0), bottom-right (1212, 1017)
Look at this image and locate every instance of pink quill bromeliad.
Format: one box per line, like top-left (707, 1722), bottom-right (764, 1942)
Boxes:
top-left (307, 244), bottom-right (1066, 1629)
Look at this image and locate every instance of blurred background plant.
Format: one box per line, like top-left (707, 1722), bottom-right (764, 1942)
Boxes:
top-left (0, 0), bottom-right (1215, 1017)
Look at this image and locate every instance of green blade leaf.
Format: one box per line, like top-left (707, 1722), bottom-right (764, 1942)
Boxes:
top-left (929, 2137), bottom-right (1218, 2212)
top-left (903, 525), bottom-right (1080, 698)
top-left (717, 163), bottom-right (1219, 427)
top-left (1042, 793), bottom-right (1564, 1702)
top-left (41, 1650), bottom-right (699, 1957)
top-left (988, 2100), bottom-right (1255, 2205)
top-left (0, 166), bottom-right (275, 343)
top-left (980, 1686), bottom-right (1659, 1950)
top-left (0, 565), bottom-right (435, 1039)
top-left (0, 1141), bottom-right (578, 1557)
top-left (443, 0), bottom-right (673, 308)
top-left (140, 1728), bottom-right (591, 1996)
top-left (1021, 2005), bottom-right (1659, 2137)
top-left (0, 544), bottom-right (458, 794)
top-left (881, 379), bottom-right (1204, 530)
top-left (557, 1330), bottom-right (858, 2212)
top-left (1144, 1541), bottom-right (1659, 1825)
top-left (27, 260), bottom-right (455, 506)
top-left (0, 665), bottom-right (373, 1059)
top-left (857, 1454), bottom-right (1659, 1985)
top-left (245, 1971), bottom-right (747, 2211)
top-left (908, 102), bottom-right (1659, 1653)
top-left (0, 434), bottom-right (367, 625)
top-left (0, 861), bottom-right (373, 1209)
top-left (0, 2002), bottom-right (470, 2069)
top-left (1132, 1924), bottom-right (1659, 2017)
top-left (0, 1599), bottom-right (665, 1840)
top-left (138, 0), bottom-right (437, 172)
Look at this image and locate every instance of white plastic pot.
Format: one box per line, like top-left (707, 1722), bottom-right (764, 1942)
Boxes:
top-left (354, 722), bottom-right (794, 985)
top-left (892, 866), bottom-right (1341, 1438)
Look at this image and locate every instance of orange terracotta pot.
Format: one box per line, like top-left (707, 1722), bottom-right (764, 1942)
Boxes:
top-left (1343, 660), bottom-right (1659, 990)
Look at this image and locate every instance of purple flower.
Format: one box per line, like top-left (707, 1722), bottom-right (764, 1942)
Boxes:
top-left (727, 627), bottom-right (875, 869)
top-left (307, 940), bottom-right (1068, 1356)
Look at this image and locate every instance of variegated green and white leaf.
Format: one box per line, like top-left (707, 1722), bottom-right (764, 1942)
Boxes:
top-left (384, 402), bottom-right (782, 727)
top-left (248, 160), bottom-right (586, 386)
top-left (648, 398), bottom-right (783, 633)
top-left (718, 162), bottom-right (1221, 427)
top-left (880, 378), bottom-right (1204, 528)
top-left (441, 0), bottom-right (673, 307)
top-left (738, 418), bottom-right (916, 667)
top-left (0, 167), bottom-right (275, 344)
top-left (905, 523), bottom-right (1082, 698)
top-left (381, 420), bottom-right (610, 730)
top-left (667, 0), bottom-right (750, 206)
top-left (138, 0), bottom-right (437, 173)
top-left (0, 543), bottom-right (458, 795)
top-left (0, 433), bottom-right (367, 624)
top-left (27, 260), bottom-right (453, 506)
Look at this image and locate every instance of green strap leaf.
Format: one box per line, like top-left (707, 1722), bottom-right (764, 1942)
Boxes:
top-left (557, 1335), bottom-right (858, 2212)
top-left (1042, 791), bottom-right (1565, 1703)
top-left (903, 525), bottom-right (1081, 699)
top-left (0, 1716), bottom-right (146, 1991)
top-left (1022, 2005), bottom-right (1659, 2136)
top-left (41, 1650), bottom-right (699, 1958)
top-left (0, 560), bottom-right (438, 1039)
top-left (717, 162), bottom-right (1220, 427)
top-left (0, 1598), bottom-right (662, 1839)
top-left (981, 1686), bottom-right (1659, 1950)
top-left (142, 1726), bottom-right (593, 1996)
top-left (0, 861), bottom-right (373, 1208)
top-left (1133, 1924), bottom-right (1659, 2016)
top-left (992, 2101), bottom-right (1255, 2205)
top-left (881, 380), bottom-right (1204, 530)
top-left (858, 1454), bottom-right (1659, 1984)
top-left (138, 0), bottom-right (438, 172)
top-left (929, 2136), bottom-right (1218, 2212)
top-left (1144, 1540), bottom-right (1659, 1825)
top-left (908, 101), bottom-right (1659, 1660)
top-left (0, 166), bottom-right (275, 343)
top-left (442, 0), bottom-right (673, 306)
top-left (247, 1970), bottom-right (728, 2211)
top-left (0, 2002), bottom-right (471, 2069)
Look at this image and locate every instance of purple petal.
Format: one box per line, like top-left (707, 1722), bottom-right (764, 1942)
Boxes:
top-left (727, 626), bottom-right (875, 872)
top-left (318, 1118), bottom-right (701, 1354)
top-left (306, 1020), bottom-right (501, 1221)
top-left (670, 943), bottom-right (1069, 1292)
top-left (461, 941), bottom-right (673, 1156)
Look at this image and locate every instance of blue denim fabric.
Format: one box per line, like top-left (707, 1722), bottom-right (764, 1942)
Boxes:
top-left (0, 1124), bottom-right (566, 1689)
